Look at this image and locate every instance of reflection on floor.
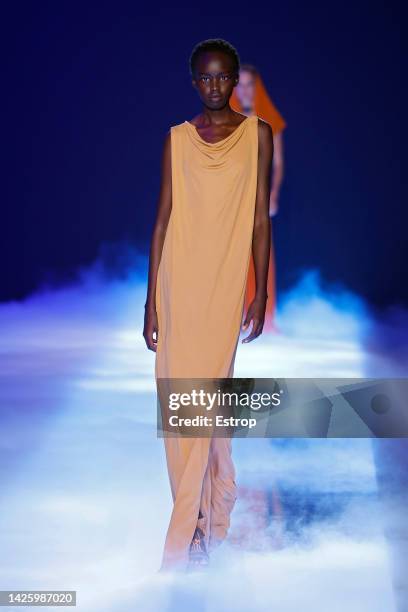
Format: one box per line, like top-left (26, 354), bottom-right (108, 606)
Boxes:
top-left (0, 265), bottom-right (406, 611)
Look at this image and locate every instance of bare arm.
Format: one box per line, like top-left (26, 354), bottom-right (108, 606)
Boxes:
top-left (242, 118), bottom-right (274, 343)
top-left (143, 131), bottom-right (172, 351)
top-left (269, 131), bottom-right (284, 216)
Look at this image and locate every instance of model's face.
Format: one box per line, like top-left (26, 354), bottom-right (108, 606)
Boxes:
top-left (235, 70), bottom-right (256, 109)
top-left (192, 51), bottom-right (238, 110)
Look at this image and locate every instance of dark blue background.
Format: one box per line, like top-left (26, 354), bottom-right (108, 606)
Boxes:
top-left (3, 2), bottom-right (406, 306)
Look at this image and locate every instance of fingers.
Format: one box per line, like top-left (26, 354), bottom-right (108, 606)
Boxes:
top-left (148, 338), bottom-right (157, 352)
top-left (144, 327), bottom-right (158, 352)
top-left (241, 318), bottom-right (263, 343)
top-left (241, 313), bottom-right (251, 331)
top-left (242, 320), bottom-right (250, 331)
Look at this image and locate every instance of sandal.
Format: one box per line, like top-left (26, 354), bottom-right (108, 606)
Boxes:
top-left (188, 526), bottom-right (209, 569)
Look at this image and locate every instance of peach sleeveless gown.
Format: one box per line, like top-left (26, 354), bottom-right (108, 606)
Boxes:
top-left (155, 114), bottom-right (259, 570)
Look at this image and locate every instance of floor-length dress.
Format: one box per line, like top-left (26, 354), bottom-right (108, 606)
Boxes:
top-left (155, 114), bottom-right (259, 570)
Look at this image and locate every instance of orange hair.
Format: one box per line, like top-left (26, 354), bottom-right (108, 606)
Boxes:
top-left (230, 69), bottom-right (286, 135)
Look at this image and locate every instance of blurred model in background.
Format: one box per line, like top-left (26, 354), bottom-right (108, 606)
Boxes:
top-left (230, 65), bottom-right (286, 332)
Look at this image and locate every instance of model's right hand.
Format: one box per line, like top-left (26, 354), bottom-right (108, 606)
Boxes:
top-left (143, 306), bottom-right (158, 352)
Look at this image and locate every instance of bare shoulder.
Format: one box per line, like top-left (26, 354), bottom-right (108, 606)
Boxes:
top-left (162, 129), bottom-right (171, 150)
top-left (160, 129), bottom-right (172, 168)
top-left (256, 116), bottom-right (273, 142)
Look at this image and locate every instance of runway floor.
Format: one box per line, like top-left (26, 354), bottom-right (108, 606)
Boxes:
top-left (0, 266), bottom-right (406, 611)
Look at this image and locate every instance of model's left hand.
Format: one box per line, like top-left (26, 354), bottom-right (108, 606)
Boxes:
top-left (241, 297), bottom-right (266, 343)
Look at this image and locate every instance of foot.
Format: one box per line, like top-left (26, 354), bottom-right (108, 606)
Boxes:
top-left (188, 527), bottom-right (209, 570)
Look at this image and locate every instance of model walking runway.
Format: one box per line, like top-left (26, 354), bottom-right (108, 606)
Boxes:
top-left (144, 38), bottom-right (272, 572)
top-left (155, 116), bottom-right (259, 570)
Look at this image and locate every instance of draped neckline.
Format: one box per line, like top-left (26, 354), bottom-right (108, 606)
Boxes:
top-left (184, 115), bottom-right (252, 147)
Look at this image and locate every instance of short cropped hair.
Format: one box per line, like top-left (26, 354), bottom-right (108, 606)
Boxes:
top-left (189, 38), bottom-right (240, 77)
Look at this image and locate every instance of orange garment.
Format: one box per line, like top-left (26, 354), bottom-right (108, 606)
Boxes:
top-left (230, 74), bottom-right (286, 332)
top-left (155, 116), bottom-right (259, 570)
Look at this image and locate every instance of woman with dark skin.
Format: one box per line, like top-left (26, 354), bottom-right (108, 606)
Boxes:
top-left (144, 52), bottom-right (273, 351)
top-left (143, 39), bottom-right (273, 570)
